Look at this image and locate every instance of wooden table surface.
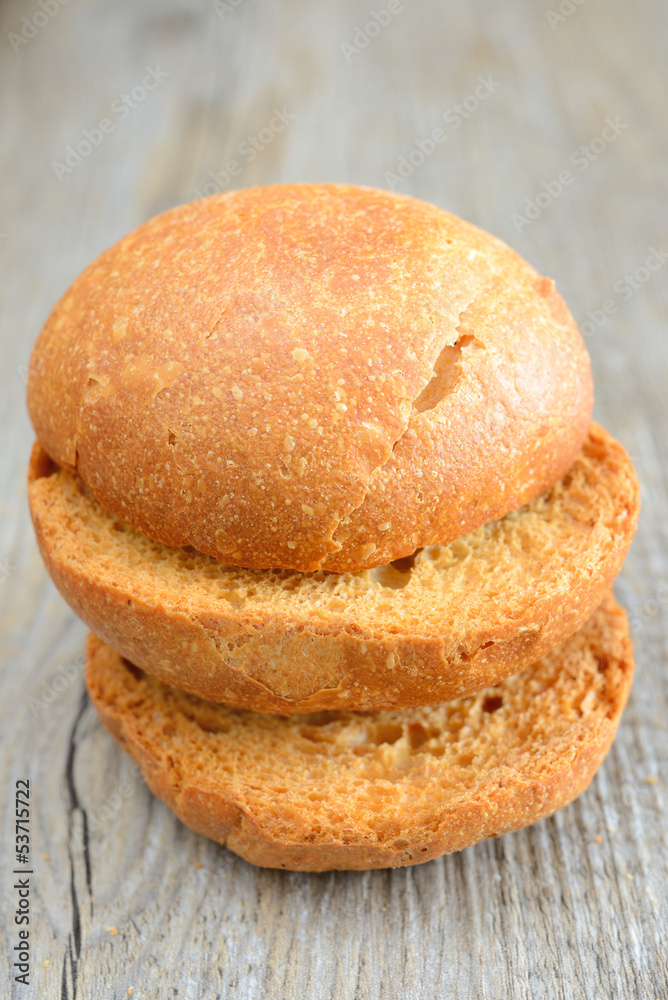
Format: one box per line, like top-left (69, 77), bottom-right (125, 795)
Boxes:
top-left (1, 0), bottom-right (667, 997)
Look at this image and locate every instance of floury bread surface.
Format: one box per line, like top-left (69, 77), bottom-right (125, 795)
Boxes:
top-left (29, 424), bottom-right (639, 713)
top-left (85, 594), bottom-right (634, 872)
top-left (27, 184), bottom-right (593, 572)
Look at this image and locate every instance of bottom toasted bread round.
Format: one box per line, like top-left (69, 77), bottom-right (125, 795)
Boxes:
top-left (86, 593), bottom-right (633, 871)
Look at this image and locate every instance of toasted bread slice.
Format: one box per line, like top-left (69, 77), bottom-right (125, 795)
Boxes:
top-left (30, 424), bottom-right (639, 713)
top-left (85, 594), bottom-right (634, 872)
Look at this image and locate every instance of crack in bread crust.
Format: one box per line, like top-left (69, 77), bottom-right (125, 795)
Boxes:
top-left (324, 274), bottom-right (500, 563)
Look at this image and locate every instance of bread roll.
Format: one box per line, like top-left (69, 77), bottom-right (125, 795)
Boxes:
top-left (27, 184), bottom-right (593, 572)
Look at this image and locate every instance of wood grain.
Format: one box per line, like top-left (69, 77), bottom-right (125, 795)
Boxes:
top-left (0, 0), bottom-right (667, 997)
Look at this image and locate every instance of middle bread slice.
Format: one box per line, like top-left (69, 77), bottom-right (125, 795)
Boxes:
top-left (28, 423), bottom-right (639, 714)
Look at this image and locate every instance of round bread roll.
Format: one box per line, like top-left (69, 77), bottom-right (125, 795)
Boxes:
top-left (27, 184), bottom-right (593, 572)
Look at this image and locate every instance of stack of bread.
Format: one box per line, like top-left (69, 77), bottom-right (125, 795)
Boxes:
top-left (27, 185), bottom-right (639, 871)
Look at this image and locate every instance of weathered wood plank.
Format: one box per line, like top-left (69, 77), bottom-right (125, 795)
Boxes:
top-left (0, 0), bottom-right (666, 997)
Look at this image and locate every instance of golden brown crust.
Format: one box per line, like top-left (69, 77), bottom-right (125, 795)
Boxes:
top-left (27, 184), bottom-right (592, 572)
top-left (29, 423), bottom-right (639, 713)
top-left (85, 594), bottom-right (634, 871)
